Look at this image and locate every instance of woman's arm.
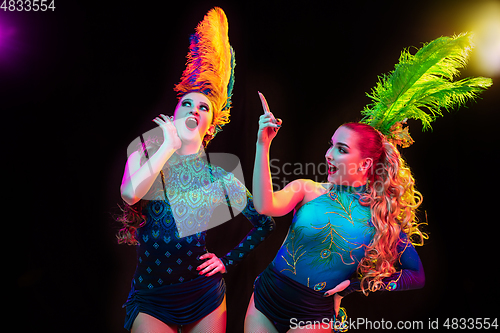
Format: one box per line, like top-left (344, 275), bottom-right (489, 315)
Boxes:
top-left (253, 113), bottom-right (306, 217)
top-left (120, 114), bottom-right (181, 205)
top-left (197, 173), bottom-right (276, 276)
top-left (336, 233), bottom-right (425, 297)
top-left (327, 233), bottom-right (424, 316)
top-left (219, 182), bottom-right (276, 272)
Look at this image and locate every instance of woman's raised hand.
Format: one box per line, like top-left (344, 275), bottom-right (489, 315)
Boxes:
top-left (257, 113), bottom-right (282, 146)
top-left (153, 114), bottom-right (182, 151)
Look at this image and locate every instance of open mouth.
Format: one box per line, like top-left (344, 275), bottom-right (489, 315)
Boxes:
top-left (328, 164), bottom-right (338, 175)
top-left (185, 117), bottom-right (199, 129)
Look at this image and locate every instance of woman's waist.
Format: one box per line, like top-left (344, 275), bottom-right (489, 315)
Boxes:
top-left (135, 235), bottom-right (207, 258)
top-left (133, 262), bottom-right (204, 288)
top-left (136, 247), bottom-right (206, 269)
top-left (131, 268), bottom-right (223, 291)
top-left (138, 217), bottom-right (212, 240)
top-left (272, 258), bottom-right (358, 292)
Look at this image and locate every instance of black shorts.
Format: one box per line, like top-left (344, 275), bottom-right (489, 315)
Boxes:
top-left (254, 264), bottom-right (335, 333)
top-left (123, 273), bottom-right (225, 330)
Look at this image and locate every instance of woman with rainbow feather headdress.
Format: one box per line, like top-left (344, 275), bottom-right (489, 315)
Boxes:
top-left (117, 8), bottom-right (275, 332)
top-left (245, 33), bottom-right (492, 332)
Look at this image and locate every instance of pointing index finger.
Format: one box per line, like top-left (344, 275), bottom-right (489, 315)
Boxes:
top-left (258, 91), bottom-right (278, 128)
top-left (258, 91), bottom-right (271, 115)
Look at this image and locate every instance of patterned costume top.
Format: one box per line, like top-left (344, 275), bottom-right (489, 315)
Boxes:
top-left (132, 151), bottom-right (275, 290)
top-left (272, 184), bottom-right (424, 294)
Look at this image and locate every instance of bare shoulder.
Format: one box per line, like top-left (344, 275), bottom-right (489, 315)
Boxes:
top-left (282, 179), bottom-right (317, 195)
top-left (293, 180), bottom-right (330, 211)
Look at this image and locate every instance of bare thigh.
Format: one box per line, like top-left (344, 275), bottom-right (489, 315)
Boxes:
top-left (244, 293), bottom-right (278, 333)
top-left (131, 312), bottom-right (178, 333)
top-left (183, 295), bottom-right (227, 333)
top-left (245, 293), bottom-right (334, 333)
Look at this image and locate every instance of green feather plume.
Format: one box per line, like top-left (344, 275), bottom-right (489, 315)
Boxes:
top-left (361, 33), bottom-right (492, 147)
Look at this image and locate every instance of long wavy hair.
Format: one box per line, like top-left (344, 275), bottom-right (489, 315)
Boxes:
top-left (342, 122), bottom-right (427, 295)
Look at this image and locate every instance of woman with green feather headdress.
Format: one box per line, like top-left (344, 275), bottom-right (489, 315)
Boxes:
top-left (362, 33), bottom-right (492, 148)
top-left (116, 8), bottom-right (275, 332)
top-left (246, 33), bottom-right (491, 332)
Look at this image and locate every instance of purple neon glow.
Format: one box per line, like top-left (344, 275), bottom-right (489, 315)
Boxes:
top-left (0, 15), bottom-right (19, 65)
top-left (0, 26), bottom-right (16, 45)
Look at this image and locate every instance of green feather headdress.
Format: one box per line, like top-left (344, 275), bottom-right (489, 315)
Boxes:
top-left (361, 33), bottom-right (492, 147)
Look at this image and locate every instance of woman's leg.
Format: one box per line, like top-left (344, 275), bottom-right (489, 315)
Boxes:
top-left (131, 312), bottom-right (178, 333)
top-left (183, 295), bottom-right (227, 333)
top-left (245, 293), bottom-right (333, 333)
top-left (244, 293), bottom-right (278, 333)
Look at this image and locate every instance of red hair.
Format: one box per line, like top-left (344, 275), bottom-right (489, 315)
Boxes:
top-left (342, 122), bottom-right (426, 294)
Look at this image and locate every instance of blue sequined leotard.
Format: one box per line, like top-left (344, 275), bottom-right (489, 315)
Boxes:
top-left (123, 150), bottom-right (275, 329)
top-left (272, 183), bottom-right (424, 293)
top-left (133, 150), bottom-right (275, 289)
top-left (254, 183), bottom-right (424, 333)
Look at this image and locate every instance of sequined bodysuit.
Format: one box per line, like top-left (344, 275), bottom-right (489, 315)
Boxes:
top-left (132, 151), bottom-right (275, 290)
top-left (272, 184), bottom-right (424, 293)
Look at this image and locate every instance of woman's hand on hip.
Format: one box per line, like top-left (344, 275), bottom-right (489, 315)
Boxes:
top-left (197, 252), bottom-right (226, 276)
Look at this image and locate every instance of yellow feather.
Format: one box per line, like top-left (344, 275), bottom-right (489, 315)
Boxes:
top-left (175, 7), bottom-right (233, 130)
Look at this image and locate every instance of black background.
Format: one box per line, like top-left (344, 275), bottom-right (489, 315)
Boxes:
top-left (6, 0), bottom-right (500, 332)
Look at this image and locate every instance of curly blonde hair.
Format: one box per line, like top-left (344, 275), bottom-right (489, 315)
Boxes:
top-left (342, 122), bottom-right (427, 295)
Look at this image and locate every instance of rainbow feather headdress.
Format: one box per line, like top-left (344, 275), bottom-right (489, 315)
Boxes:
top-left (361, 33), bottom-right (492, 148)
top-left (174, 7), bottom-right (236, 136)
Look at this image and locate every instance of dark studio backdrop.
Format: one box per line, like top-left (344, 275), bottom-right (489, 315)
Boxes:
top-left (7, 0), bottom-right (500, 332)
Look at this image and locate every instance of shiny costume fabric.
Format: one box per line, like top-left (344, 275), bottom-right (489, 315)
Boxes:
top-left (124, 151), bottom-right (275, 329)
top-left (123, 274), bottom-right (225, 329)
top-left (254, 264), bottom-right (336, 333)
top-left (255, 184), bottom-right (424, 331)
top-left (273, 184), bottom-right (374, 292)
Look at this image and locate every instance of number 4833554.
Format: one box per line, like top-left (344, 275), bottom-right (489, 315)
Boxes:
top-left (1, 0), bottom-right (55, 11)
top-left (443, 318), bottom-right (498, 330)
